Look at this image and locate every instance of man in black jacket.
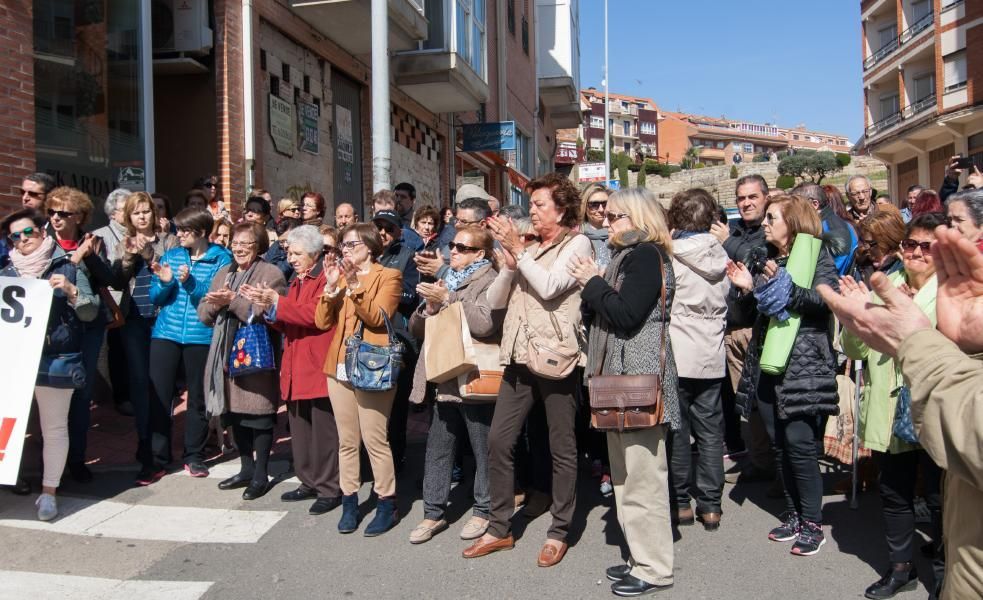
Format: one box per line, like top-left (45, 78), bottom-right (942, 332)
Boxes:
top-left (792, 182), bottom-right (858, 276)
top-left (711, 174), bottom-right (775, 485)
top-left (372, 209), bottom-right (420, 472)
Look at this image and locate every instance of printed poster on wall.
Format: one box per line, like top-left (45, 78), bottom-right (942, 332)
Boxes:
top-left (297, 100), bottom-right (319, 155)
top-left (269, 93), bottom-right (295, 157)
top-left (336, 105), bottom-right (354, 184)
top-left (0, 278), bottom-right (53, 485)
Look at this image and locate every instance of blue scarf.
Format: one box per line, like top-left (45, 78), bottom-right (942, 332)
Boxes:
top-left (753, 267), bottom-right (793, 322)
top-left (443, 259), bottom-right (490, 291)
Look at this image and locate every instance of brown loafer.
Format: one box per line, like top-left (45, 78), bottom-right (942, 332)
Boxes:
top-left (673, 506), bottom-right (695, 526)
top-left (537, 541), bottom-right (568, 567)
top-left (699, 512), bottom-right (721, 531)
top-left (462, 534), bottom-right (514, 559)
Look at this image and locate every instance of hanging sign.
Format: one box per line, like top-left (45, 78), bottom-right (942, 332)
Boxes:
top-left (269, 94), bottom-right (295, 157)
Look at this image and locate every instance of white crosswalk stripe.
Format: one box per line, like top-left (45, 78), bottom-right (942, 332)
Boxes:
top-left (0, 496), bottom-right (287, 543)
top-left (0, 570), bottom-right (213, 600)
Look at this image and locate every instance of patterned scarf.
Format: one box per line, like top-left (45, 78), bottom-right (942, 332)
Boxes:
top-left (443, 259), bottom-right (490, 291)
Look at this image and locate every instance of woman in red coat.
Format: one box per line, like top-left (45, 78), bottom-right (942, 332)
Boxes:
top-left (243, 224), bottom-right (340, 515)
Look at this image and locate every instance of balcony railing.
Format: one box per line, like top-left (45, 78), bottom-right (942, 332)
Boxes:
top-left (864, 38), bottom-right (898, 70)
top-left (942, 0), bottom-right (965, 12)
top-left (902, 93), bottom-right (937, 118)
top-left (899, 11), bottom-right (934, 45)
top-left (865, 112), bottom-right (902, 137)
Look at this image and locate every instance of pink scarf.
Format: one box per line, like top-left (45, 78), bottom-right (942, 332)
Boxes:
top-left (10, 236), bottom-right (57, 279)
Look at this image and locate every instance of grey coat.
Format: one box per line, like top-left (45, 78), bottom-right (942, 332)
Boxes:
top-left (198, 260), bottom-right (287, 415)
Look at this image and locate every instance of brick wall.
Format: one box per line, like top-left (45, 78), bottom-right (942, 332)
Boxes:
top-left (257, 20), bottom-right (333, 205)
top-left (0, 2), bottom-right (35, 216)
top-left (390, 105), bottom-right (442, 207)
top-left (214, 0), bottom-right (247, 216)
top-left (968, 23), bottom-right (981, 107)
top-left (657, 116), bottom-right (693, 165)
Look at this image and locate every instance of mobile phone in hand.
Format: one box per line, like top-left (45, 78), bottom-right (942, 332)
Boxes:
top-left (954, 156), bottom-right (975, 169)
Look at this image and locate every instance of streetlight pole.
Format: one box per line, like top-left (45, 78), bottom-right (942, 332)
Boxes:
top-left (603, 0), bottom-right (610, 184)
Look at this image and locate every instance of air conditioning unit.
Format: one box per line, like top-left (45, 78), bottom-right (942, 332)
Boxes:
top-left (152, 0), bottom-right (213, 55)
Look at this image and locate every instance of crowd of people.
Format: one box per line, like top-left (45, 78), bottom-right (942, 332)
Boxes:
top-left (2, 157), bottom-right (982, 598)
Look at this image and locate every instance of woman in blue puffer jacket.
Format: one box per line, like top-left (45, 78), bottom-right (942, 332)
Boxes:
top-left (143, 208), bottom-right (231, 485)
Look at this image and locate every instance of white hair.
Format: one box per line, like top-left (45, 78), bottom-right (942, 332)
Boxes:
top-left (105, 188), bottom-right (131, 217)
top-left (287, 225), bottom-right (323, 256)
top-left (846, 175), bottom-right (872, 191)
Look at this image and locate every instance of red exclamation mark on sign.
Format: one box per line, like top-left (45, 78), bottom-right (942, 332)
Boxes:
top-left (0, 418), bottom-right (16, 462)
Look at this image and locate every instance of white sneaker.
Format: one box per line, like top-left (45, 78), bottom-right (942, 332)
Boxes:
top-left (36, 493), bottom-right (58, 521)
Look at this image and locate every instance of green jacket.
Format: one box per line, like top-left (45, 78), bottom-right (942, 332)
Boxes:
top-left (840, 270), bottom-right (937, 453)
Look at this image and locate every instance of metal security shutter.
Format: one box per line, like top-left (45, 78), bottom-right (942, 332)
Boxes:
top-left (331, 71), bottom-right (364, 219)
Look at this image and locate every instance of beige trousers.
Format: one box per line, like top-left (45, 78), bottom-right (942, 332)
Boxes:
top-left (607, 425), bottom-right (674, 587)
top-left (327, 378), bottom-right (397, 497)
top-left (725, 327), bottom-right (773, 471)
top-left (36, 385), bottom-right (73, 489)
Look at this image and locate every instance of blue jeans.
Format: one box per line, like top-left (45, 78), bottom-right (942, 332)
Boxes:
top-left (121, 314), bottom-right (154, 468)
top-left (68, 317), bottom-right (106, 465)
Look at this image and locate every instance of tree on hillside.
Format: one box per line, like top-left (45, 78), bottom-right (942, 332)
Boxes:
top-left (636, 161), bottom-right (647, 187)
top-left (778, 150), bottom-right (841, 183)
top-left (681, 146), bottom-right (702, 170)
top-left (618, 162), bottom-right (630, 189)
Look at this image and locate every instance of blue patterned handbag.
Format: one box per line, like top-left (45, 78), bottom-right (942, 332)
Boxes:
top-left (228, 317), bottom-right (276, 378)
top-left (37, 352), bottom-right (86, 389)
top-left (892, 385), bottom-right (919, 444)
top-left (344, 309), bottom-right (405, 392)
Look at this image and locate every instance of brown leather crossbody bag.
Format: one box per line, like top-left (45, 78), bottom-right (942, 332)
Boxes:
top-left (589, 249), bottom-right (667, 432)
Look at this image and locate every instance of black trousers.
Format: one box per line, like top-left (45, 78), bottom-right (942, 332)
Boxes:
top-left (876, 450), bottom-right (922, 563)
top-left (487, 365), bottom-right (579, 541)
top-left (288, 398), bottom-right (341, 498)
top-left (757, 374), bottom-right (824, 524)
top-left (387, 350), bottom-right (418, 467)
top-left (669, 378), bottom-right (725, 513)
top-left (148, 339), bottom-right (209, 466)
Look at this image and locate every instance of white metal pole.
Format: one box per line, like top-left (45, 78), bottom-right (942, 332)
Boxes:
top-left (140, 0), bottom-right (155, 192)
top-left (603, 0), bottom-right (610, 183)
top-left (371, 0), bottom-right (391, 192)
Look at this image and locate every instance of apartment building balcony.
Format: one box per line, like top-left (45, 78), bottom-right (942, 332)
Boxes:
top-left (537, 0), bottom-right (580, 127)
top-left (901, 92), bottom-right (937, 119)
top-left (898, 10), bottom-right (933, 45)
top-left (392, 0), bottom-right (490, 112)
top-left (863, 4), bottom-right (934, 72)
top-left (866, 111), bottom-right (903, 138)
top-left (290, 0), bottom-right (428, 55)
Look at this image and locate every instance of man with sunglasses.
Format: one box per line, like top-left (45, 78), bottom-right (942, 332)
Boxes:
top-left (16, 172), bottom-right (55, 211)
top-left (423, 186), bottom-right (494, 281)
top-left (372, 209), bottom-right (421, 472)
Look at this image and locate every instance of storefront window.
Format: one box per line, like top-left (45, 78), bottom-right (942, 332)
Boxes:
top-left (34, 0), bottom-right (148, 221)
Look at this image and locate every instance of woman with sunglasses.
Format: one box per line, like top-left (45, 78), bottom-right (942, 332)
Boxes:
top-left (198, 222), bottom-right (286, 500)
top-left (314, 224), bottom-right (402, 535)
top-left (194, 174), bottom-right (227, 221)
top-left (841, 212), bottom-right (947, 599)
top-left (146, 208), bottom-right (232, 483)
top-left (407, 226), bottom-right (503, 545)
top-left (579, 183), bottom-right (612, 269)
top-left (856, 207), bottom-right (907, 285)
top-left (112, 193), bottom-right (178, 484)
top-left (1, 208), bottom-right (98, 520)
top-left (726, 194), bottom-right (840, 557)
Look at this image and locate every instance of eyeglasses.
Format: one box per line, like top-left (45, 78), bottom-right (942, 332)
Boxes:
top-left (47, 208), bottom-right (75, 219)
top-left (848, 188), bottom-right (872, 197)
top-left (521, 233), bottom-right (538, 242)
top-left (860, 238), bottom-right (877, 248)
top-left (340, 240), bottom-right (364, 250)
top-left (176, 226), bottom-right (195, 235)
top-left (14, 187), bottom-right (44, 199)
top-left (448, 242), bottom-right (481, 253)
top-left (588, 201), bottom-right (607, 210)
top-left (203, 182), bottom-right (217, 189)
top-left (900, 239), bottom-right (932, 253)
top-left (8, 226), bottom-right (38, 243)
top-left (455, 218), bottom-right (484, 227)
top-left (605, 212), bottom-right (630, 223)
top-left (283, 206), bottom-right (300, 213)
top-left (323, 244), bottom-right (335, 254)
top-left (230, 240), bottom-right (258, 249)
top-left (376, 223), bottom-right (398, 234)
top-left (764, 213), bottom-right (781, 224)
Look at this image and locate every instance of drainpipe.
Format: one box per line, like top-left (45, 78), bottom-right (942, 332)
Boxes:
top-left (242, 0), bottom-right (255, 191)
top-left (371, 0), bottom-right (391, 192)
top-left (532, 0), bottom-right (540, 178)
top-left (140, 0), bottom-right (155, 192)
top-left (496, 0), bottom-right (508, 198)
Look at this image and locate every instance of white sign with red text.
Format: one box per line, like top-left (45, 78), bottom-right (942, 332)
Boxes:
top-left (0, 277), bottom-right (53, 484)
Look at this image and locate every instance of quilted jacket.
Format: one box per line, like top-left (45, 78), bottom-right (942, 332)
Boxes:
top-left (732, 248), bottom-right (840, 420)
top-left (149, 243), bottom-right (232, 345)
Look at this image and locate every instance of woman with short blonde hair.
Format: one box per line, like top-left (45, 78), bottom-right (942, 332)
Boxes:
top-left (579, 183), bottom-right (612, 267)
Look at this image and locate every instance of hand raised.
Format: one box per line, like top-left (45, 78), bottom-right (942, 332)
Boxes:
top-left (933, 226), bottom-right (983, 353)
top-left (726, 260), bottom-right (753, 292)
top-left (154, 261), bottom-right (173, 283)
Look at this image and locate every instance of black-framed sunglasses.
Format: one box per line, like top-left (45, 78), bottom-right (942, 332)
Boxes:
top-left (448, 242), bottom-right (481, 253)
top-left (900, 239), bottom-right (932, 253)
top-left (323, 244), bottom-right (335, 254)
top-left (8, 226), bottom-right (39, 243)
top-left (605, 212), bottom-right (629, 223)
top-left (588, 201), bottom-right (607, 210)
top-left (47, 208), bottom-right (76, 219)
top-left (14, 187), bottom-right (44, 199)
top-left (520, 233), bottom-right (538, 242)
top-left (203, 182), bottom-right (217, 189)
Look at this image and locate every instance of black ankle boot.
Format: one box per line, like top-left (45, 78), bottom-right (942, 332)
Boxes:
top-left (864, 563), bottom-right (917, 599)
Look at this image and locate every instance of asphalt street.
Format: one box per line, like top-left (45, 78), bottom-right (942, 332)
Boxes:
top-left (0, 444), bottom-right (937, 600)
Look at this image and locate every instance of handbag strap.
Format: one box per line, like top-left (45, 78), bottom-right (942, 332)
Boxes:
top-left (351, 307), bottom-right (399, 345)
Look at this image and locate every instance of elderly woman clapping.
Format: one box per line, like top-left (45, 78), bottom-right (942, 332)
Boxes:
top-left (198, 222), bottom-right (286, 500)
top-left (243, 225), bottom-right (344, 515)
top-left (407, 226), bottom-right (503, 544)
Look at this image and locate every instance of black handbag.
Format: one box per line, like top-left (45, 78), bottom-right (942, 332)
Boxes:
top-left (37, 352), bottom-right (86, 389)
top-left (344, 309), bottom-right (405, 391)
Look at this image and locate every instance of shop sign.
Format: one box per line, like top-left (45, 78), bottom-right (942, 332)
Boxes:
top-left (462, 121), bottom-right (516, 152)
top-left (269, 94), bottom-right (295, 157)
top-left (116, 165), bottom-right (146, 191)
top-left (297, 100), bottom-right (319, 155)
top-left (578, 162), bottom-right (607, 183)
top-left (555, 142), bottom-right (579, 165)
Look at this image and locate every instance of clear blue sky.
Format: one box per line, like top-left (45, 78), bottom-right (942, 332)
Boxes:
top-left (579, 1), bottom-right (864, 141)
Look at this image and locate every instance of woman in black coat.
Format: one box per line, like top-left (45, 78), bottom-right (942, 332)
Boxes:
top-left (726, 194), bottom-right (839, 558)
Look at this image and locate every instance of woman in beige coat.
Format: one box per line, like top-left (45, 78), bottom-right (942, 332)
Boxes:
top-left (198, 222), bottom-right (286, 500)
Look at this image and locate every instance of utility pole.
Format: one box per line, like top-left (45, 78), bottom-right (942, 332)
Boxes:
top-left (371, 0), bottom-right (390, 192)
top-left (603, 0), bottom-right (610, 183)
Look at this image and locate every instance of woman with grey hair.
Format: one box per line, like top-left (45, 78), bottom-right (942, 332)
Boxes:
top-left (242, 225), bottom-right (343, 514)
top-left (946, 189), bottom-right (983, 253)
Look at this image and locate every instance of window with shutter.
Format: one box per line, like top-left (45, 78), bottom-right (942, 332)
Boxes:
top-left (914, 73), bottom-right (935, 102)
top-left (943, 51), bottom-right (967, 92)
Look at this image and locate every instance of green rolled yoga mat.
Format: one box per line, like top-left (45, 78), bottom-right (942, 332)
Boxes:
top-left (759, 233), bottom-right (822, 375)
